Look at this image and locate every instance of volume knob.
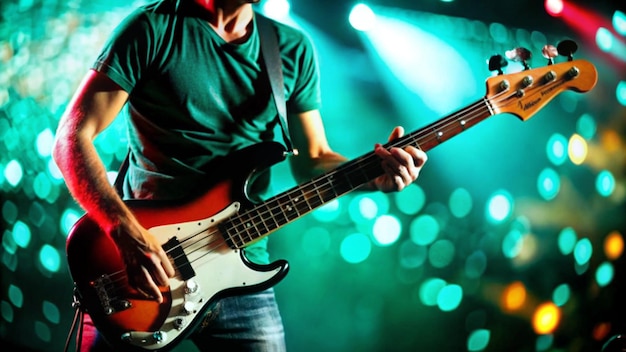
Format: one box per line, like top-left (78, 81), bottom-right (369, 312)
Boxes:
top-left (185, 279), bottom-right (198, 294)
top-left (183, 301), bottom-right (196, 315)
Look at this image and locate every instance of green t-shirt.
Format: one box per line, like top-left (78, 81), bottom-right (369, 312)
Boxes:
top-left (93, 0), bottom-right (321, 264)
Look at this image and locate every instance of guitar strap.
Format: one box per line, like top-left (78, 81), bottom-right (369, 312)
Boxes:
top-left (256, 14), bottom-right (295, 154)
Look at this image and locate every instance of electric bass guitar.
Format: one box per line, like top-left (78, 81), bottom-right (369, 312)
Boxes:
top-left (66, 58), bottom-right (598, 351)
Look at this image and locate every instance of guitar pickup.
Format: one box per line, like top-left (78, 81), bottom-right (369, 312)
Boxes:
top-left (162, 237), bottom-right (196, 280)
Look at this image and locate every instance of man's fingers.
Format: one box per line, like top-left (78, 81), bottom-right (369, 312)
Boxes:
top-left (145, 252), bottom-right (172, 287)
top-left (157, 248), bottom-right (176, 278)
top-left (388, 126), bottom-right (404, 142)
top-left (140, 266), bottom-right (164, 303)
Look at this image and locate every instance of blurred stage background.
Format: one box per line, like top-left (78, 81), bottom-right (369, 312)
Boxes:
top-left (1, 0), bottom-right (626, 351)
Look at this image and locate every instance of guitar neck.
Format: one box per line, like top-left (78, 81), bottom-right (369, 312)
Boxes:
top-left (222, 97), bottom-right (494, 247)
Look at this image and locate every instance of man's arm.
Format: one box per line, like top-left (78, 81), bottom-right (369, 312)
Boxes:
top-left (287, 110), bottom-right (427, 191)
top-left (53, 69), bottom-right (174, 302)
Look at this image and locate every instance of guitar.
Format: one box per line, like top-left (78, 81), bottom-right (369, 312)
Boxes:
top-left (66, 58), bottom-right (598, 351)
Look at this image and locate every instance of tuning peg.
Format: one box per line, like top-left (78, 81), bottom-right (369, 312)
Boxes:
top-left (557, 39), bottom-right (578, 61)
top-left (488, 54), bottom-right (508, 75)
top-left (541, 45), bottom-right (558, 65)
top-left (505, 47), bottom-right (532, 70)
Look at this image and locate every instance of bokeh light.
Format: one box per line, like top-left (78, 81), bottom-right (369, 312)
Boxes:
top-left (349, 4), bottom-right (376, 32)
top-left (437, 284), bottom-right (463, 312)
top-left (340, 233), bottom-right (372, 264)
top-left (449, 187), bottom-right (472, 218)
top-left (614, 10), bottom-right (626, 36)
top-left (532, 302), bottom-right (561, 335)
top-left (546, 133), bottom-right (568, 166)
top-left (486, 190), bottom-right (514, 224)
top-left (536, 334), bottom-right (554, 351)
top-left (11, 220), bottom-right (31, 249)
top-left (617, 81), bottom-right (626, 107)
top-left (595, 170), bottom-right (615, 197)
top-left (312, 199), bottom-right (342, 223)
top-left (595, 262), bottom-right (614, 287)
top-left (467, 329), bottom-right (491, 351)
top-left (537, 168), bottom-right (560, 201)
top-left (39, 244), bottom-right (61, 273)
top-left (568, 134), bottom-right (588, 165)
top-left (574, 238), bottom-right (593, 266)
top-left (502, 281), bottom-right (526, 312)
top-left (410, 215), bottom-right (440, 246)
top-left (395, 184), bottom-right (426, 215)
top-left (604, 231), bottom-right (624, 260)
top-left (419, 278), bottom-right (447, 307)
top-left (428, 239), bottom-right (455, 268)
top-left (372, 214), bottom-right (402, 246)
top-left (552, 284), bottom-right (571, 307)
top-left (576, 114), bottom-right (596, 140)
top-left (544, 0), bottom-right (564, 17)
top-left (4, 160), bottom-right (23, 187)
top-left (558, 227), bottom-right (578, 255)
top-left (502, 228), bottom-right (524, 259)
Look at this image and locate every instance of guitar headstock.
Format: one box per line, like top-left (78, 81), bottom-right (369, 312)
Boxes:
top-left (484, 59), bottom-right (598, 121)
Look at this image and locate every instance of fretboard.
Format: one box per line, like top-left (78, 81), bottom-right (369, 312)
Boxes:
top-left (222, 97), bottom-right (494, 247)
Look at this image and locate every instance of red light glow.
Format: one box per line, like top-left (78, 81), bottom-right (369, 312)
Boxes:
top-left (545, 0), bottom-right (564, 17)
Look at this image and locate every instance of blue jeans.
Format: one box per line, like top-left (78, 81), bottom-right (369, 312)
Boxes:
top-left (79, 289), bottom-right (286, 352)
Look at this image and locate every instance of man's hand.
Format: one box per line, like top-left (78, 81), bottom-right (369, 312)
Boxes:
top-left (111, 218), bottom-right (176, 303)
top-left (370, 126), bottom-right (427, 192)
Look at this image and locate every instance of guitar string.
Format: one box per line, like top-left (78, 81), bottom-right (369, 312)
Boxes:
top-left (96, 77), bottom-right (561, 297)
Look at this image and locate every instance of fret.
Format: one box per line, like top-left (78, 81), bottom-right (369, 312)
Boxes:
top-left (300, 182), bottom-right (323, 209)
top-left (260, 201), bottom-right (277, 230)
top-left (267, 198), bottom-right (289, 227)
top-left (260, 202), bottom-right (279, 231)
top-left (221, 221), bottom-right (245, 248)
top-left (252, 207), bottom-right (271, 237)
top-left (329, 173), bottom-right (352, 196)
top-left (280, 194), bottom-right (301, 221)
top-left (305, 179), bottom-right (328, 207)
top-left (343, 162), bottom-right (372, 188)
top-left (233, 214), bottom-right (255, 246)
top-left (325, 174), bottom-right (340, 200)
top-left (287, 192), bottom-right (310, 217)
top-left (295, 188), bottom-right (313, 214)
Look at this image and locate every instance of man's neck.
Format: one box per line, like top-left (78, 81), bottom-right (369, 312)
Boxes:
top-left (194, 0), bottom-right (255, 43)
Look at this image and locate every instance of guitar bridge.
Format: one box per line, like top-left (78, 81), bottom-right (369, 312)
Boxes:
top-left (91, 275), bottom-right (132, 315)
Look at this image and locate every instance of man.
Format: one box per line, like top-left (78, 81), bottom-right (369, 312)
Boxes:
top-left (53, 0), bottom-right (427, 350)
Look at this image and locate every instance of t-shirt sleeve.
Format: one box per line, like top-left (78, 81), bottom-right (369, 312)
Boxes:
top-left (92, 10), bottom-right (158, 93)
top-left (286, 31), bottom-right (321, 113)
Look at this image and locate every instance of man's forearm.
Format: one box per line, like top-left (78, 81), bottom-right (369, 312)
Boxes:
top-left (53, 131), bottom-right (132, 233)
